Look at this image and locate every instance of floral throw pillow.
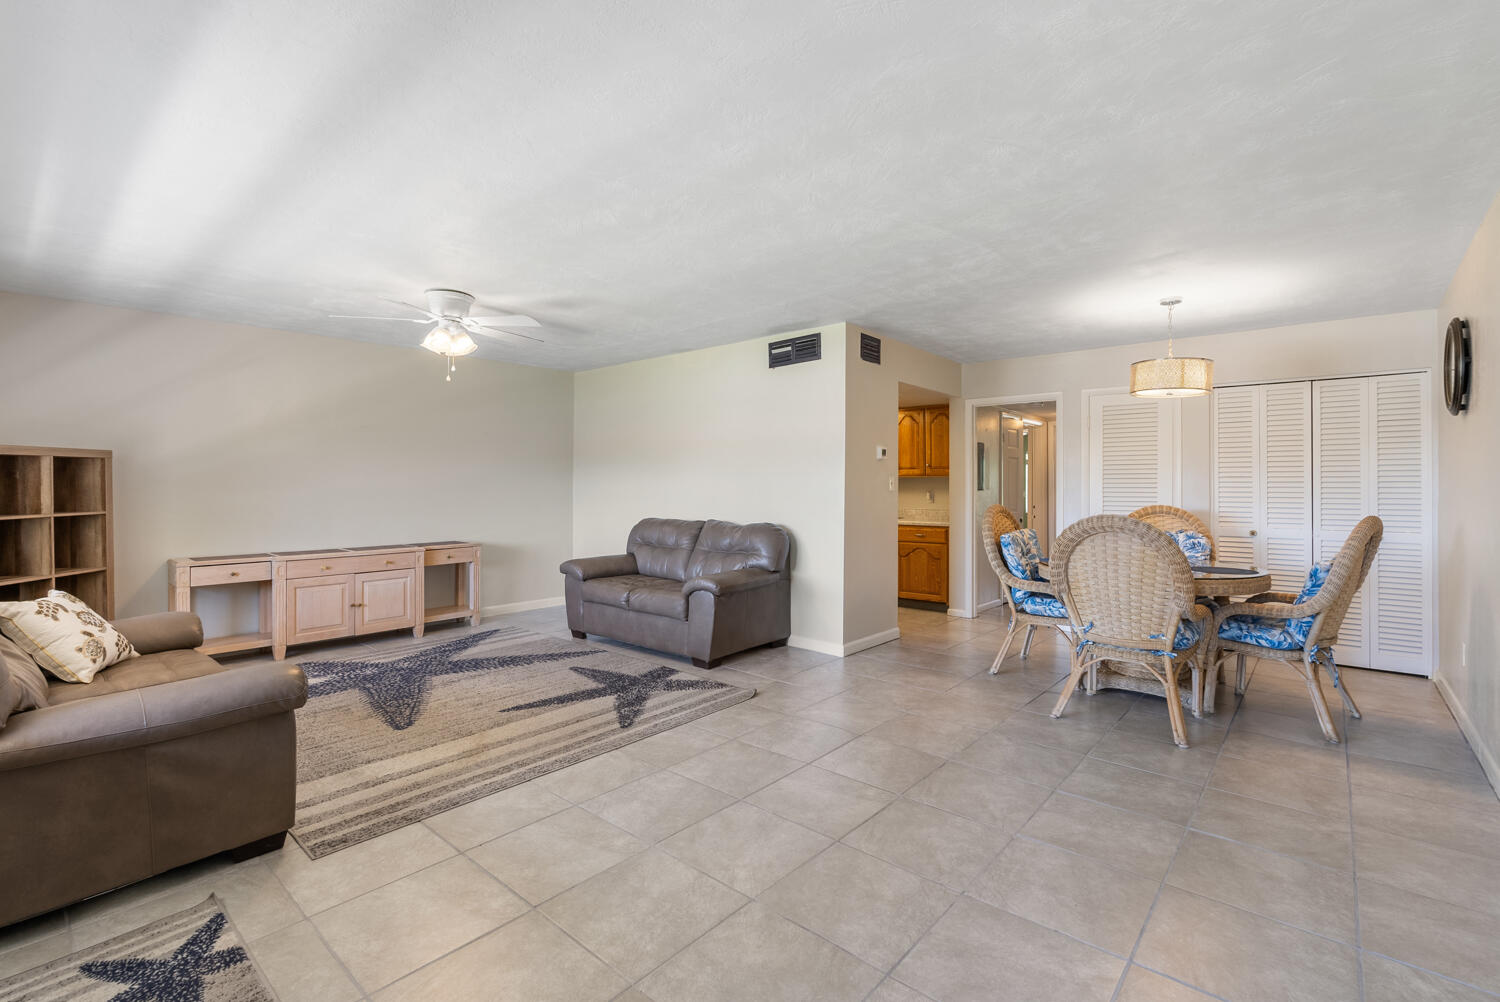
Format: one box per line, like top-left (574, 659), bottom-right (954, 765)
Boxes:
top-left (0, 590), bottom-right (137, 683)
top-left (1166, 530), bottom-right (1212, 564)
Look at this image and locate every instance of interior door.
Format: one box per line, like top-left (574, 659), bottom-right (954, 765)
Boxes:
top-left (287, 574), bottom-right (355, 645)
top-left (1367, 373), bottom-right (1432, 674)
top-left (1212, 383), bottom-right (1312, 587)
top-left (1089, 393), bottom-right (1180, 514)
top-left (1029, 421), bottom-right (1054, 550)
top-left (999, 415), bottom-right (1026, 524)
top-left (1313, 378), bottom-right (1372, 667)
top-left (355, 569), bottom-right (418, 635)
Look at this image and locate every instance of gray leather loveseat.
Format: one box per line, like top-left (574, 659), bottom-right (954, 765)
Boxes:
top-left (561, 518), bottom-right (791, 668)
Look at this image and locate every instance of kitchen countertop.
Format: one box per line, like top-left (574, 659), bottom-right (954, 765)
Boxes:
top-left (898, 520), bottom-right (950, 527)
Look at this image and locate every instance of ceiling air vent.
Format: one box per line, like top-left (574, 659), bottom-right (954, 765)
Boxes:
top-left (768, 332), bottom-right (822, 368)
top-left (859, 332), bottom-right (881, 364)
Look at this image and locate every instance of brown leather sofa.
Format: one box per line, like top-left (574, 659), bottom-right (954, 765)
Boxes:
top-left (0, 612), bottom-right (307, 927)
top-left (561, 518), bottom-right (792, 668)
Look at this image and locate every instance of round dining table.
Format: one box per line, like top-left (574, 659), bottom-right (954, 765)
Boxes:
top-left (1192, 565), bottom-right (1272, 599)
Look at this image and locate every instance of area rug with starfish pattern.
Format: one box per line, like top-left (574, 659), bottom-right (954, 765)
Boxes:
top-left (290, 625), bottom-right (755, 858)
top-left (0, 897), bottom-right (272, 1002)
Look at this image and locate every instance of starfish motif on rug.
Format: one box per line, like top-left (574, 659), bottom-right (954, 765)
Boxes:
top-left (499, 665), bottom-right (727, 728)
top-left (79, 912), bottom-right (247, 1002)
top-left (300, 630), bottom-right (602, 731)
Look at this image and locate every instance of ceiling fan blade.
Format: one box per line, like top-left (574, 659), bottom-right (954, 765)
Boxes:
top-left (467, 324), bottom-right (545, 343)
top-left (466, 314), bottom-right (540, 327)
top-left (329, 314), bottom-right (434, 323)
top-left (379, 299), bottom-right (439, 319)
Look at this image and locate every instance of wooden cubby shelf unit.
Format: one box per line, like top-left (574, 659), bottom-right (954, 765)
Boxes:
top-left (0, 447), bottom-right (114, 613)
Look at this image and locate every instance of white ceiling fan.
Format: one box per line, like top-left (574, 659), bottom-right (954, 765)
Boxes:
top-left (332, 288), bottom-right (542, 381)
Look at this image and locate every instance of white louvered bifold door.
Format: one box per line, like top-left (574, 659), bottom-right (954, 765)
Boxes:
top-left (1261, 383), bottom-right (1314, 592)
top-left (1313, 379), bottom-right (1372, 667)
top-left (1367, 373), bottom-right (1432, 674)
top-left (1089, 394), bottom-right (1180, 514)
top-left (1212, 384), bottom-right (1311, 587)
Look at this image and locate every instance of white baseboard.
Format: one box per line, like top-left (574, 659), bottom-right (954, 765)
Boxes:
top-left (976, 598), bottom-right (1005, 613)
top-left (480, 596), bottom-right (565, 618)
top-left (1433, 672), bottom-right (1500, 799)
top-left (787, 627), bottom-right (902, 658)
top-left (946, 607), bottom-right (974, 619)
top-left (841, 627), bottom-right (901, 657)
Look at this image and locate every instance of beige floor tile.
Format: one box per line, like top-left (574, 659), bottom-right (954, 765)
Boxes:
top-left (1353, 788), bottom-right (1500, 861)
top-left (814, 734), bottom-right (945, 792)
top-left (1355, 826), bottom-right (1500, 918)
top-left (614, 724), bottom-right (729, 768)
top-left (1019, 792), bottom-right (1186, 881)
top-left (746, 680), bottom-right (843, 713)
top-left (1115, 966), bottom-right (1216, 1001)
top-left (70, 861), bottom-right (302, 948)
top-left (1165, 831), bottom-right (1357, 943)
top-left (906, 761), bottom-right (1052, 832)
top-left (1348, 754), bottom-right (1500, 813)
top-left (0, 932), bottom-right (74, 980)
top-left (746, 765), bottom-right (897, 838)
top-left (693, 701), bottom-right (791, 737)
top-left (422, 782), bottom-right (572, 850)
top-left (373, 911), bottom-right (626, 1002)
top-left (955, 731), bottom-right (1083, 788)
top-left (1059, 758), bottom-right (1201, 825)
top-left (865, 714), bottom-right (987, 758)
top-left (669, 739), bottom-right (803, 797)
top-left (1345, 712), bottom-right (1487, 777)
top-left (660, 802), bottom-right (830, 895)
top-left (1138, 886), bottom-right (1358, 1002)
top-left (737, 716), bottom-right (857, 761)
top-left (1207, 754), bottom-right (1350, 820)
top-left (893, 896), bottom-right (1124, 1002)
top-left (582, 770), bottom-right (735, 842)
top-left (1189, 787), bottom-right (1352, 870)
top-left (1018, 687), bottom-right (1137, 724)
top-left (1358, 879), bottom-right (1500, 993)
top-left (1087, 729), bottom-right (1217, 784)
top-left (541, 849), bottom-right (745, 981)
top-left (1112, 699), bottom-right (1228, 747)
top-left (467, 806), bottom-right (646, 904)
top-left (0, 909), bottom-right (66, 955)
top-left (843, 798), bottom-right (1007, 890)
top-left (793, 693), bottom-right (909, 733)
top-left (533, 747), bottom-right (659, 803)
top-left (1234, 704), bottom-right (1345, 748)
top-left (969, 836), bottom-right (1160, 955)
top-left (759, 844), bottom-right (954, 968)
top-left (265, 822), bottom-right (455, 915)
top-left (1220, 727), bottom-right (1349, 775)
top-left (1360, 951), bottom-right (1499, 1002)
top-left (636, 902), bottom-right (882, 1002)
top-left (865, 978), bottom-right (935, 1001)
top-left (313, 855), bottom-right (528, 991)
top-left (994, 708), bottom-right (1116, 754)
top-left (248, 920), bottom-right (363, 1002)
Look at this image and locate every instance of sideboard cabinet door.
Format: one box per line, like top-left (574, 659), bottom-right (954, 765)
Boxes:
top-left (354, 569), bottom-right (418, 635)
top-left (287, 574), bottom-right (356, 645)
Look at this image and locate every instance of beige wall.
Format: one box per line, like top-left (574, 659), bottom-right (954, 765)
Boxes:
top-left (955, 310), bottom-right (1439, 614)
top-left (0, 291), bottom-right (575, 629)
top-left (843, 326), bottom-right (961, 647)
top-left (572, 326), bottom-right (849, 652)
top-left (1436, 192), bottom-right (1500, 788)
top-left (897, 477), bottom-right (949, 514)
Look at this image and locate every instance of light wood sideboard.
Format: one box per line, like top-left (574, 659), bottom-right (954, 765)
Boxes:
top-left (168, 541), bottom-right (481, 660)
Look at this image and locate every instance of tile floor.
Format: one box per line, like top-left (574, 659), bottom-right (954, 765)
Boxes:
top-left (3, 606), bottom-right (1499, 1001)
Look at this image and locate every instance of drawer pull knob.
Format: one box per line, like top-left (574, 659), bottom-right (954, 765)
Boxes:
top-left (386, 560), bottom-right (395, 565)
top-left (229, 571), bottom-right (239, 577)
top-left (322, 565), bottom-right (332, 570)
top-left (445, 553), bottom-right (453, 560)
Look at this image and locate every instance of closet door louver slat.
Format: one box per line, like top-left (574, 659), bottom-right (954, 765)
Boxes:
top-left (1090, 394), bottom-right (1179, 515)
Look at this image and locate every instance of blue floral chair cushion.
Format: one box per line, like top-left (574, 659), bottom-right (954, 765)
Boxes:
top-left (1015, 593), bottom-right (1067, 618)
top-left (1218, 562), bottom-right (1331, 650)
top-left (1166, 530), bottom-right (1211, 563)
top-left (999, 529), bottom-right (1044, 603)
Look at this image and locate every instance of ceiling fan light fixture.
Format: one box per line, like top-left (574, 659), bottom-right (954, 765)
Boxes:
top-left (420, 322), bottom-right (478, 357)
top-left (1130, 297), bottom-right (1213, 398)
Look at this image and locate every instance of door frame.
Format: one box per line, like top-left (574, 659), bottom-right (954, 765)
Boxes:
top-left (958, 392), bottom-right (1062, 618)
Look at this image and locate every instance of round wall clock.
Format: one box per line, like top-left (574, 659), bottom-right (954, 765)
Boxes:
top-left (1444, 317), bottom-right (1472, 416)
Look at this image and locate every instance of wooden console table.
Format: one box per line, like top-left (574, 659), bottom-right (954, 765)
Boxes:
top-left (168, 541), bottom-right (481, 660)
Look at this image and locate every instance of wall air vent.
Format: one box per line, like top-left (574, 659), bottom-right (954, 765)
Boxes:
top-left (768, 332), bottom-right (822, 368)
top-left (859, 332), bottom-right (881, 364)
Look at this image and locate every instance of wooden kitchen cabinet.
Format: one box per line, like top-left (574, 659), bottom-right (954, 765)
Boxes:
top-left (897, 524), bottom-right (949, 603)
top-left (897, 405), bottom-right (949, 477)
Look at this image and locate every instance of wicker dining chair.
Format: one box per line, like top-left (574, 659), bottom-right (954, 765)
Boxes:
top-left (1049, 515), bottom-right (1213, 748)
top-left (1128, 505), bottom-right (1216, 563)
top-left (1209, 515), bottom-right (1383, 743)
top-left (981, 505), bottom-right (1070, 674)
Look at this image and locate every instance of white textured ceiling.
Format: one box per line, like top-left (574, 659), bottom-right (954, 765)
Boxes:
top-left (2, 1), bottom-right (1498, 370)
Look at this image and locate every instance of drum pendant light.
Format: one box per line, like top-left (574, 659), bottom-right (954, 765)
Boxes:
top-left (1130, 298), bottom-right (1213, 397)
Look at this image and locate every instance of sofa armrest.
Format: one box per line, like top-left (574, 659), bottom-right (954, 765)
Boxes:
top-left (683, 569), bottom-right (783, 597)
top-left (0, 663), bottom-right (307, 772)
top-left (113, 612), bottom-right (205, 655)
top-left (560, 554), bottom-right (639, 581)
